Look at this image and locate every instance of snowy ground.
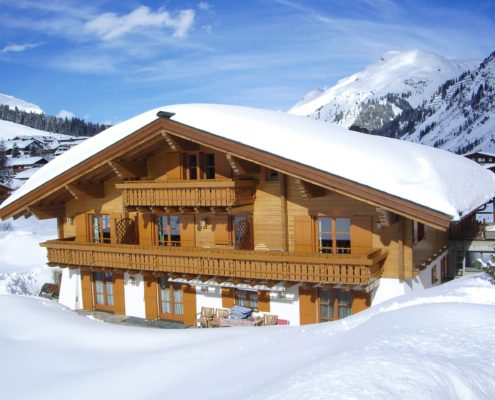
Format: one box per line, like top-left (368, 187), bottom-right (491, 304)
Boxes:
top-left (0, 217), bottom-right (494, 399)
top-left (0, 217), bottom-right (57, 295)
top-left (0, 274), bottom-right (494, 399)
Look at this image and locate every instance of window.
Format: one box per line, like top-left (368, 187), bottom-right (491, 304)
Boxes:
top-left (204, 153), bottom-right (215, 179)
top-left (187, 154), bottom-right (198, 180)
top-left (235, 289), bottom-right (258, 310)
top-left (319, 289), bottom-right (334, 322)
top-left (338, 291), bottom-right (352, 319)
top-left (159, 279), bottom-right (184, 320)
top-left (413, 221), bottom-right (425, 243)
top-left (319, 289), bottom-right (352, 322)
top-left (317, 217), bottom-right (351, 254)
top-left (266, 169), bottom-right (279, 181)
top-left (157, 215), bottom-right (181, 246)
top-left (182, 153), bottom-right (216, 180)
top-left (93, 271), bottom-right (114, 308)
top-left (90, 214), bottom-right (111, 243)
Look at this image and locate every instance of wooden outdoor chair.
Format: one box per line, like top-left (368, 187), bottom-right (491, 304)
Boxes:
top-left (262, 314), bottom-right (278, 326)
top-left (195, 307), bottom-right (215, 328)
top-left (209, 308), bottom-right (229, 328)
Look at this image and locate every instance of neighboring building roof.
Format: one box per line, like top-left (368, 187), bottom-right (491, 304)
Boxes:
top-left (5, 157), bottom-right (48, 167)
top-left (14, 168), bottom-right (39, 179)
top-left (3, 139), bottom-right (39, 150)
top-left (464, 151), bottom-right (495, 158)
top-left (1, 104), bottom-right (495, 222)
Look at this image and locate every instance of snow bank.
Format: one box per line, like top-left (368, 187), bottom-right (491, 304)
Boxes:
top-left (2, 104), bottom-right (495, 220)
top-left (0, 274), bottom-right (494, 399)
top-left (0, 218), bottom-right (57, 295)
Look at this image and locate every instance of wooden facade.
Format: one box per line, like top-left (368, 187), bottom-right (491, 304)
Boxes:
top-left (0, 113), bottom-right (454, 326)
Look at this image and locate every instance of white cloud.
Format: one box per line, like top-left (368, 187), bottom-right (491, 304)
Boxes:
top-left (198, 2), bottom-right (210, 11)
top-left (0, 42), bottom-right (39, 53)
top-left (57, 109), bottom-right (75, 119)
top-left (84, 6), bottom-right (195, 41)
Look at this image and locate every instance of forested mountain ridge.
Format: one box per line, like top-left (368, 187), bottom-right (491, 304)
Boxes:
top-left (0, 101), bottom-right (110, 137)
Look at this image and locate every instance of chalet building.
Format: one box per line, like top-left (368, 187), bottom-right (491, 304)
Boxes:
top-left (464, 151), bottom-right (495, 166)
top-left (1, 105), bottom-right (494, 326)
top-left (4, 156), bottom-right (48, 174)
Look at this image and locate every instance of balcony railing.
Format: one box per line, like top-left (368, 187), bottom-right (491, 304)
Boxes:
top-left (41, 240), bottom-right (387, 286)
top-left (115, 179), bottom-right (256, 208)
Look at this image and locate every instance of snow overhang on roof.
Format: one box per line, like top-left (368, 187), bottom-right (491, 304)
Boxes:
top-left (2, 104), bottom-right (495, 223)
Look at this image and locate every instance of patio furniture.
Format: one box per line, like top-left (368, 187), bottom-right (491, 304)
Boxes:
top-left (195, 307), bottom-right (215, 328)
top-left (262, 314), bottom-right (278, 326)
top-left (209, 308), bottom-right (229, 328)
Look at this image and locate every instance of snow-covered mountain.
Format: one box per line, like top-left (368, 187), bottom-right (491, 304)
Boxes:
top-left (289, 49), bottom-right (481, 136)
top-left (0, 119), bottom-right (73, 141)
top-left (0, 93), bottom-right (43, 114)
top-left (380, 51), bottom-right (495, 154)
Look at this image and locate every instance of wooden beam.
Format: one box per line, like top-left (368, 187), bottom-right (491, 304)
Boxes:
top-left (28, 205), bottom-right (64, 220)
top-left (376, 208), bottom-right (398, 227)
top-left (294, 178), bottom-right (326, 198)
top-left (108, 160), bottom-right (147, 180)
top-left (161, 131), bottom-right (199, 151)
top-left (226, 154), bottom-right (260, 176)
top-left (65, 183), bottom-right (104, 200)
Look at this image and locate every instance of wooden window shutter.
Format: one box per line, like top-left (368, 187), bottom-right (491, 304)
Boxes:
top-left (113, 271), bottom-right (126, 315)
top-left (109, 213), bottom-right (121, 244)
top-left (138, 213), bottom-right (155, 246)
top-left (257, 291), bottom-right (270, 312)
top-left (80, 269), bottom-right (93, 310)
top-left (165, 152), bottom-right (181, 179)
top-left (351, 291), bottom-right (370, 314)
top-left (293, 215), bottom-right (314, 253)
top-left (214, 214), bottom-right (232, 245)
top-left (180, 214), bottom-right (196, 247)
top-left (182, 284), bottom-right (197, 325)
top-left (74, 213), bottom-right (88, 243)
top-left (222, 287), bottom-right (235, 308)
top-left (350, 216), bottom-right (373, 255)
top-left (143, 273), bottom-right (158, 320)
top-left (299, 286), bottom-right (317, 325)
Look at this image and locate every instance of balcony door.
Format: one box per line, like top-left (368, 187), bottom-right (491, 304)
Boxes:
top-left (158, 278), bottom-right (184, 321)
top-left (93, 271), bottom-right (114, 312)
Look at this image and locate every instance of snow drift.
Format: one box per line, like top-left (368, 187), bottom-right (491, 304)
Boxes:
top-left (0, 274), bottom-right (493, 399)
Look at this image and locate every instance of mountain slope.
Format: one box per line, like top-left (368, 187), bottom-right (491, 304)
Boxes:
top-left (377, 51), bottom-right (495, 154)
top-left (289, 50), bottom-right (479, 132)
top-left (0, 93), bottom-right (42, 114)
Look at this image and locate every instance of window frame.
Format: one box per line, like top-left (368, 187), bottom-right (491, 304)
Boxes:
top-left (156, 214), bottom-right (181, 247)
top-left (234, 289), bottom-right (258, 311)
top-left (158, 278), bottom-right (184, 321)
top-left (93, 271), bottom-right (114, 311)
top-left (89, 214), bottom-right (111, 244)
top-left (316, 216), bottom-right (351, 254)
top-left (182, 152), bottom-right (216, 180)
top-left (318, 288), bottom-right (352, 322)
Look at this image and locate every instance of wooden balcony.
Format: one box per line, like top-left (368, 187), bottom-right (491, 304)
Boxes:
top-left (115, 179), bottom-right (256, 208)
top-left (41, 240), bottom-right (387, 286)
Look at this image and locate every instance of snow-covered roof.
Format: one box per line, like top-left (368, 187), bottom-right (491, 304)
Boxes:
top-left (14, 168), bottom-right (39, 179)
top-left (2, 104), bottom-right (495, 221)
top-left (464, 151), bottom-right (495, 158)
top-left (5, 157), bottom-right (47, 167)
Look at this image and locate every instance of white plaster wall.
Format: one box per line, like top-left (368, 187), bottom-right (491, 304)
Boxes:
top-left (404, 250), bottom-right (448, 294)
top-left (124, 272), bottom-right (145, 318)
top-left (59, 268), bottom-right (82, 310)
top-left (372, 251), bottom-right (448, 305)
top-left (371, 278), bottom-right (407, 306)
top-left (268, 284), bottom-right (300, 326)
top-left (195, 286), bottom-right (223, 315)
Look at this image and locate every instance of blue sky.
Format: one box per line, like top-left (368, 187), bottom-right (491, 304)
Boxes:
top-left (0, 0), bottom-right (494, 123)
